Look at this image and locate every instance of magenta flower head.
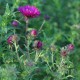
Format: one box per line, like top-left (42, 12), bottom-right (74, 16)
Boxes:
top-left (18, 5), bottom-right (40, 18)
top-left (33, 40), bottom-right (43, 49)
top-left (30, 29), bottom-right (37, 37)
top-left (67, 44), bottom-right (74, 51)
top-left (12, 20), bottom-right (18, 27)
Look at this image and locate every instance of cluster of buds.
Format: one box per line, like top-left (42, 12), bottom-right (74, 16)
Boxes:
top-left (26, 29), bottom-right (43, 49)
top-left (61, 44), bottom-right (74, 57)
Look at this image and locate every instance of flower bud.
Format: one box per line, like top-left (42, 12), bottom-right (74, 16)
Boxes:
top-left (12, 35), bottom-right (19, 42)
top-left (44, 14), bottom-right (50, 21)
top-left (7, 35), bottom-right (13, 44)
top-left (30, 29), bottom-right (37, 37)
top-left (7, 35), bottom-right (19, 44)
top-left (60, 47), bottom-right (68, 57)
top-left (12, 20), bottom-right (18, 27)
top-left (50, 44), bottom-right (56, 52)
top-left (33, 40), bottom-right (43, 49)
top-left (67, 44), bottom-right (74, 51)
top-left (37, 41), bottom-right (43, 49)
top-left (61, 50), bottom-right (67, 57)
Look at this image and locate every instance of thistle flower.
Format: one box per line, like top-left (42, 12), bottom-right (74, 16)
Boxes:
top-left (30, 29), bottom-right (37, 37)
top-left (12, 20), bottom-right (18, 27)
top-left (18, 5), bottom-right (40, 18)
top-left (33, 40), bottom-right (43, 49)
top-left (7, 35), bottom-right (19, 44)
top-left (67, 44), bottom-right (74, 51)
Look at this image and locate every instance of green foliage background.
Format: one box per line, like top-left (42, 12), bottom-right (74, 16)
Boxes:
top-left (0, 0), bottom-right (80, 80)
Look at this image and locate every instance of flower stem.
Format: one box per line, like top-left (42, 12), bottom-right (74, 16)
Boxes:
top-left (52, 52), bottom-right (54, 63)
top-left (35, 50), bottom-right (39, 63)
top-left (38, 20), bottom-right (45, 34)
top-left (25, 17), bottom-right (29, 32)
top-left (14, 42), bottom-right (20, 61)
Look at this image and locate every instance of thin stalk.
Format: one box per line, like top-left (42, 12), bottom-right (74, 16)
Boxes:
top-left (27, 40), bottom-right (30, 61)
top-left (25, 17), bottom-right (29, 32)
top-left (38, 20), bottom-right (45, 35)
top-left (52, 52), bottom-right (54, 63)
top-left (14, 42), bottom-right (20, 62)
top-left (24, 40), bottom-right (31, 61)
top-left (35, 50), bottom-right (39, 63)
top-left (46, 61), bottom-right (53, 72)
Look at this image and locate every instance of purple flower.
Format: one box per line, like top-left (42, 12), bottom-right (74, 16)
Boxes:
top-left (30, 29), bottom-right (37, 37)
top-left (12, 20), bottom-right (18, 27)
top-left (67, 44), bottom-right (74, 51)
top-left (18, 5), bottom-right (40, 18)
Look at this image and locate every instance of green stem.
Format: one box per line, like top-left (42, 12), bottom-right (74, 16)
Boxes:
top-left (35, 51), bottom-right (39, 62)
top-left (14, 42), bottom-right (20, 61)
top-left (24, 40), bottom-right (31, 61)
top-left (52, 52), bottom-right (54, 63)
top-left (38, 20), bottom-right (45, 34)
top-left (25, 17), bottom-right (29, 32)
top-left (46, 61), bottom-right (53, 72)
